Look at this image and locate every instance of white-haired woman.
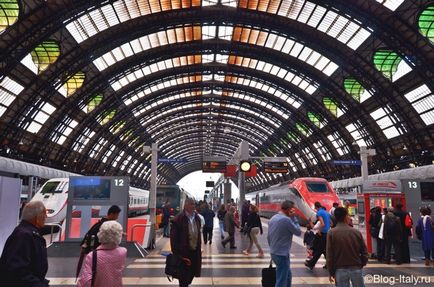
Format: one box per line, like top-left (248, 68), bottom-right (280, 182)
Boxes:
top-left (77, 221), bottom-right (127, 287)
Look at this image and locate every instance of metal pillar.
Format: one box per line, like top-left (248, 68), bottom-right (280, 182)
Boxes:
top-left (359, 146), bottom-right (376, 182)
top-left (238, 140), bottom-right (249, 216)
top-left (223, 179), bottom-right (231, 206)
top-left (149, 142), bottom-right (158, 227)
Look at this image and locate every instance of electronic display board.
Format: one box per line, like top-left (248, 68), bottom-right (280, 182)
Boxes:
top-left (264, 161), bottom-right (289, 173)
top-left (202, 161), bottom-right (227, 173)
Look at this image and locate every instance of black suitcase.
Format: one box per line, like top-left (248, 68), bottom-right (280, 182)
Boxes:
top-left (261, 259), bottom-right (276, 287)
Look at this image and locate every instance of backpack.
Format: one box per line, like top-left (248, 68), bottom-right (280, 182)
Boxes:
top-left (404, 214), bottom-right (413, 229)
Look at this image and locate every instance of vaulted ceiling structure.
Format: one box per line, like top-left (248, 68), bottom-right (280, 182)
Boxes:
top-left (0, 0), bottom-right (433, 190)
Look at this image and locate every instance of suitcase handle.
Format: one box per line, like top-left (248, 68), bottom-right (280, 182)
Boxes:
top-left (268, 259), bottom-right (274, 268)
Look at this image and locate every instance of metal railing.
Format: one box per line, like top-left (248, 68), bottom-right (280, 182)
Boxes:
top-left (44, 223), bottom-right (63, 244)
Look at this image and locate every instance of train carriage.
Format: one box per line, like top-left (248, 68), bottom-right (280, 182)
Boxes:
top-left (30, 178), bottom-right (149, 224)
top-left (246, 177), bottom-right (340, 224)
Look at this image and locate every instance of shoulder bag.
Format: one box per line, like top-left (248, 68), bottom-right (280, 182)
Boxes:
top-left (261, 259), bottom-right (276, 287)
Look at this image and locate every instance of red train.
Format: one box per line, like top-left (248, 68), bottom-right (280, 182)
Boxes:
top-left (245, 177), bottom-right (340, 224)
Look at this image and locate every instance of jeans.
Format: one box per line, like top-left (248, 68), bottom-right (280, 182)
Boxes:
top-left (271, 253), bottom-right (291, 287)
top-left (335, 268), bottom-right (365, 287)
top-left (163, 223), bottom-right (170, 237)
top-left (424, 249), bottom-right (434, 260)
top-left (219, 220), bottom-right (225, 238)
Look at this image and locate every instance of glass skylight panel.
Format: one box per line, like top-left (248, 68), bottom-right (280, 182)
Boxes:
top-left (65, 0), bottom-right (201, 43)
top-left (25, 102), bottom-right (56, 134)
top-left (345, 123), bottom-right (368, 147)
top-left (233, 27), bottom-right (339, 76)
top-left (269, 1), bottom-right (372, 50)
top-left (313, 140), bottom-right (331, 161)
top-left (221, 0), bottom-right (237, 7)
top-left (229, 56), bottom-right (317, 95)
top-left (72, 127), bottom-right (95, 152)
top-left (376, 0), bottom-right (405, 11)
top-left (89, 138), bottom-right (108, 158)
top-left (370, 107), bottom-right (401, 139)
top-left (20, 54), bottom-right (38, 74)
top-left (327, 132), bottom-right (349, 156)
top-left (392, 60), bottom-right (412, 82)
top-left (0, 76), bottom-right (24, 117)
top-left (202, 25), bottom-right (217, 39)
top-left (403, 84), bottom-right (434, 126)
top-left (101, 144), bottom-right (115, 163)
top-left (53, 117), bottom-right (78, 145)
top-left (94, 26), bottom-right (200, 71)
top-left (217, 25), bottom-right (234, 40)
top-left (112, 151), bottom-right (125, 167)
top-left (302, 147), bottom-right (318, 165)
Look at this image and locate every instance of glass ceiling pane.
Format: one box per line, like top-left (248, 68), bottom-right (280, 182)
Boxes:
top-left (231, 26), bottom-right (339, 76)
top-left (93, 25), bottom-right (201, 71)
top-left (239, 0), bottom-right (372, 50)
top-left (0, 76), bottom-right (24, 117)
top-left (375, 0), bottom-right (405, 11)
top-left (65, 0), bottom-right (200, 43)
top-left (404, 84), bottom-right (434, 126)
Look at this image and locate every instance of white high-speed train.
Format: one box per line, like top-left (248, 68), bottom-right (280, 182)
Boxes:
top-left (30, 178), bottom-right (149, 224)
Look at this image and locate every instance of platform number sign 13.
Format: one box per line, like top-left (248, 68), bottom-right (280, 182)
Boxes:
top-left (407, 181), bottom-right (418, 189)
top-left (114, 178), bottom-right (124, 186)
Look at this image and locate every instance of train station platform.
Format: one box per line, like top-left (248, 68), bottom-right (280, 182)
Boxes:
top-left (46, 218), bottom-right (433, 286)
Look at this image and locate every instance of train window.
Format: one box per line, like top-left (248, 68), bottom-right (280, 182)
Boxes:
top-left (306, 183), bottom-right (329, 193)
top-left (289, 187), bottom-right (302, 198)
top-left (420, 182), bottom-right (434, 201)
top-left (41, 181), bottom-right (63, 194)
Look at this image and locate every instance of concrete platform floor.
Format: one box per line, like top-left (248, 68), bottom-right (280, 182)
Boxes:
top-left (47, 218), bottom-right (434, 286)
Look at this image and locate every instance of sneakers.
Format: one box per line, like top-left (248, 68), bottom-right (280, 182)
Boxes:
top-left (221, 241), bottom-right (226, 248)
top-left (242, 250), bottom-right (249, 255)
top-left (209, 241), bottom-right (212, 245)
top-left (304, 261), bottom-right (313, 271)
top-left (230, 246), bottom-right (237, 249)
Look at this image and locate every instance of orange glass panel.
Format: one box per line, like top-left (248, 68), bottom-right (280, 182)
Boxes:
top-left (257, 0), bottom-right (270, 12)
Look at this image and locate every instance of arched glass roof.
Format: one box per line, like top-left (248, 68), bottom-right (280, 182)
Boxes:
top-left (0, 0), bottom-right (433, 188)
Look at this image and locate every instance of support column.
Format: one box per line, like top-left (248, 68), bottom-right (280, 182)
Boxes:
top-left (223, 179), bottom-right (231, 206)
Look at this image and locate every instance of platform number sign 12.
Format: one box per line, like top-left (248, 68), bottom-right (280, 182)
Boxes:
top-left (114, 178), bottom-right (124, 186)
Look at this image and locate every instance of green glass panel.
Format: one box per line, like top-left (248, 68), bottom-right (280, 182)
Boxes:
top-left (307, 112), bottom-right (321, 128)
top-left (111, 121), bottom-right (125, 134)
top-left (296, 123), bottom-right (309, 136)
top-left (373, 49), bottom-right (401, 79)
top-left (344, 78), bottom-right (364, 103)
top-left (87, 94), bottom-right (103, 113)
top-left (0, 0), bottom-right (19, 32)
top-left (30, 40), bottom-right (60, 73)
top-left (101, 110), bottom-right (116, 125)
top-left (65, 72), bottom-right (85, 96)
top-left (323, 97), bottom-right (337, 117)
top-left (418, 6), bottom-right (434, 43)
top-left (120, 129), bottom-right (133, 141)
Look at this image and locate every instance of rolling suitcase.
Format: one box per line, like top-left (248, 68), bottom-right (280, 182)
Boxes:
top-left (261, 259), bottom-right (276, 287)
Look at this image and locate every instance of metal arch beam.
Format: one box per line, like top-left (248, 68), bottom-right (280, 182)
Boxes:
top-left (3, 9), bottom-right (402, 148)
top-left (1, 3), bottom-right (430, 182)
top-left (4, 3), bottom-right (428, 153)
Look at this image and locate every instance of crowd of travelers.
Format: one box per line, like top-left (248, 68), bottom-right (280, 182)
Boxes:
top-left (1, 198), bottom-right (432, 287)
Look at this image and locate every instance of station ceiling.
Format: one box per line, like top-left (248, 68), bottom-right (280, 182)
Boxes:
top-left (0, 0), bottom-right (433, 190)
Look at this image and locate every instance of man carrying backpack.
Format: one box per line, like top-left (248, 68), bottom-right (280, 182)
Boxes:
top-left (383, 207), bottom-right (402, 264)
top-left (76, 205), bottom-right (122, 278)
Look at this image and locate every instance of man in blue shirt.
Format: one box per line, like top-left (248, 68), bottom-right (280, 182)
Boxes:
top-left (267, 200), bottom-right (301, 287)
top-left (305, 201), bottom-right (331, 270)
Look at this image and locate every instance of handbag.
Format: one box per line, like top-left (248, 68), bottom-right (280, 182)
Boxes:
top-left (165, 253), bottom-right (184, 281)
top-left (261, 259), bottom-right (276, 287)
